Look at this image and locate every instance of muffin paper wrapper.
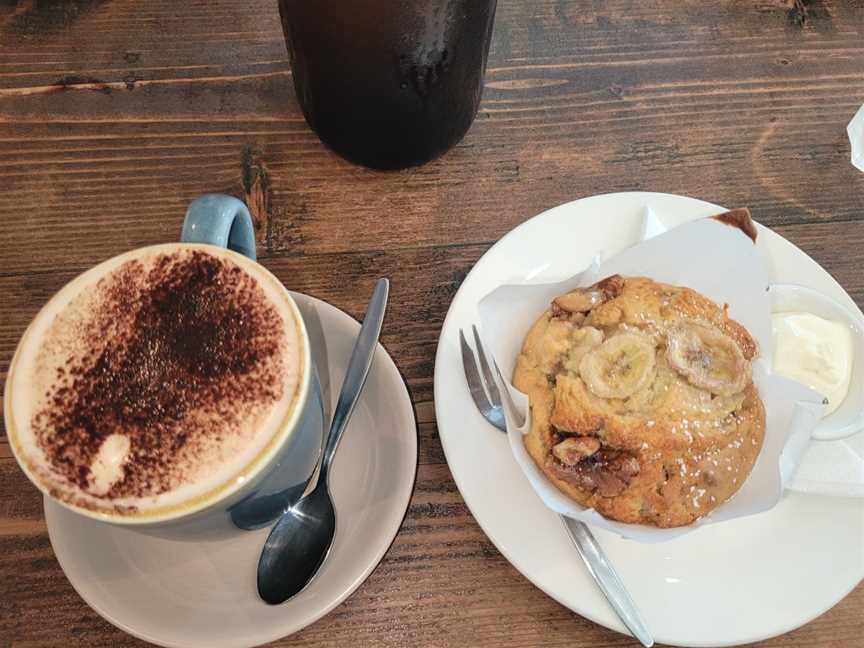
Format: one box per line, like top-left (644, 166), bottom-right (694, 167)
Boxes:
top-left (478, 211), bottom-right (824, 543)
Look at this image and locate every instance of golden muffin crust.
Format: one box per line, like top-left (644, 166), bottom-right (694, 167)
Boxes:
top-left (513, 275), bottom-right (765, 528)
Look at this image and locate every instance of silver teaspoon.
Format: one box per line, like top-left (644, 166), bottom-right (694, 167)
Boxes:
top-left (257, 278), bottom-right (389, 604)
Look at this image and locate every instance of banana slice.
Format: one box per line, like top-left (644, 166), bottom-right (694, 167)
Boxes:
top-left (666, 322), bottom-right (750, 396)
top-left (579, 332), bottom-right (657, 399)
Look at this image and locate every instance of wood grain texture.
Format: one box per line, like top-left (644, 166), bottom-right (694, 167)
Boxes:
top-left (1, 0), bottom-right (863, 646)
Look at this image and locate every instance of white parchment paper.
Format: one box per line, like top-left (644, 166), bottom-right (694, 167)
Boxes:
top-left (478, 215), bottom-right (824, 542)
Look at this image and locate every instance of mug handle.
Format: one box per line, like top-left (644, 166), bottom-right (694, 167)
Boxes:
top-left (181, 194), bottom-right (257, 260)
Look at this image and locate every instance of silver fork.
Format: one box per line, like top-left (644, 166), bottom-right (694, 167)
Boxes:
top-left (460, 325), bottom-right (654, 648)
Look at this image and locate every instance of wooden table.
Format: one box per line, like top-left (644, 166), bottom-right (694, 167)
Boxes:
top-left (1, 1), bottom-right (863, 646)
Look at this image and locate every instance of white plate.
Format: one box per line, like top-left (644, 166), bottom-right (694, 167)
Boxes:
top-left (46, 293), bottom-right (418, 648)
top-left (434, 192), bottom-right (864, 647)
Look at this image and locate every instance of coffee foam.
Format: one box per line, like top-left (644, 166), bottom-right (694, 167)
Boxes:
top-left (6, 244), bottom-right (307, 521)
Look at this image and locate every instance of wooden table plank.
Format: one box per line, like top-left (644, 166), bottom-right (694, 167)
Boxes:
top-left (1, 1), bottom-right (863, 276)
top-left (1, 1), bottom-right (863, 646)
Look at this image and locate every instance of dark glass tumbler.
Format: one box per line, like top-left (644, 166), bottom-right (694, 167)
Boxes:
top-left (278, 0), bottom-right (498, 170)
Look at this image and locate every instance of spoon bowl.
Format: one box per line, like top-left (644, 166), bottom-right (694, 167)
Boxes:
top-left (257, 482), bottom-right (335, 604)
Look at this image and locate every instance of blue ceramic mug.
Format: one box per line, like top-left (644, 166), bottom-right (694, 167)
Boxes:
top-left (5, 193), bottom-right (324, 538)
top-left (167, 194), bottom-right (326, 536)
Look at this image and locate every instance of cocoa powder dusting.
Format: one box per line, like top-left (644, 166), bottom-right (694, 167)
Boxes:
top-left (34, 250), bottom-right (285, 500)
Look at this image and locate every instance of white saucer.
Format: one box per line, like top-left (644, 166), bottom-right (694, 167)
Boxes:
top-left (45, 293), bottom-right (418, 648)
top-left (434, 192), bottom-right (864, 647)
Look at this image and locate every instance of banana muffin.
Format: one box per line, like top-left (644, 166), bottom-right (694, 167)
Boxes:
top-left (513, 275), bottom-right (765, 528)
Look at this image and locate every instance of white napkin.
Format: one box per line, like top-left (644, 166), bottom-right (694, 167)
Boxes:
top-left (785, 439), bottom-right (864, 498)
top-left (848, 104), bottom-right (864, 173)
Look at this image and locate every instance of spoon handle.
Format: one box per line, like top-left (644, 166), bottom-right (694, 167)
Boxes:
top-left (320, 278), bottom-right (389, 477)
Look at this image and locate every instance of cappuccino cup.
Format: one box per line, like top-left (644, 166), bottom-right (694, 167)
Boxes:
top-left (4, 195), bottom-right (323, 535)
